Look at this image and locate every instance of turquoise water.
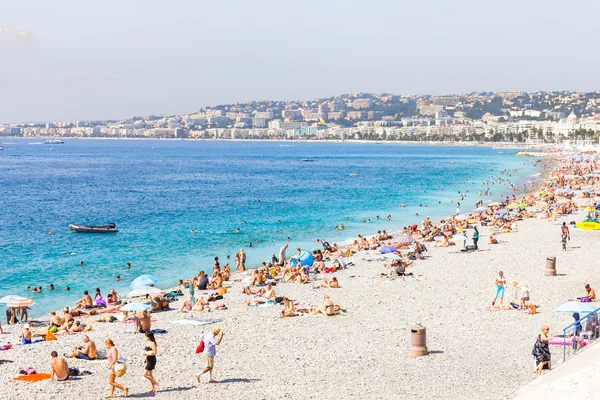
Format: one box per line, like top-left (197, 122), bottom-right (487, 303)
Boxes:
top-left (0, 140), bottom-right (540, 315)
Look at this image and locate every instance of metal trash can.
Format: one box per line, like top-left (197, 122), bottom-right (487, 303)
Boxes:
top-left (409, 325), bottom-right (428, 357)
top-left (545, 256), bottom-right (557, 276)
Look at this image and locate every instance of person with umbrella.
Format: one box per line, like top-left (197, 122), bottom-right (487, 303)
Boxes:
top-left (532, 325), bottom-right (553, 375)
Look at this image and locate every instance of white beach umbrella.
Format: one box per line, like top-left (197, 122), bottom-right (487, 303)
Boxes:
top-left (127, 286), bottom-right (164, 298)
top-left (0, 295), bottom-right (26, 304)
top-left (120, 303), bottom-right (151, 312)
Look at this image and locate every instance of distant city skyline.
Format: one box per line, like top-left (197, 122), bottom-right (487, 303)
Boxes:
top-left (1, 0), bottom-right (599, 123)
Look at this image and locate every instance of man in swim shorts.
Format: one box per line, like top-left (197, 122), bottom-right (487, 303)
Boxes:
top-left (50, 351), bottom-right (70, 382)
top-left (67, 335), bottom-right (97, 360)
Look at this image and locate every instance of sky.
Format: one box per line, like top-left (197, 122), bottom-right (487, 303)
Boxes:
top-left (1, 0), bottom-right (599, 123)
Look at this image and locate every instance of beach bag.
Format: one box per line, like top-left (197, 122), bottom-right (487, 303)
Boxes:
top-left (195, 339), bottom-right (205, 354)
top-left (114, 363), bottom-right (127, 377)
top-left (528, 305), bottom-right (537, 315)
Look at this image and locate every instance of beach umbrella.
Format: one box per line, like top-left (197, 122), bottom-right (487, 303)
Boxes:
top-left (379, 245), bottom-right (398, 254)
top-left (120, 303), bottom-right (151, 312)
top-left (383, 253), bottom-right (402, 260)
top-left (496, 209), bottom-right (508, 216)
top-left (6, 298), bottom-right (35, 308)
top-left (473, 207), bottom-right (487, 213)
top-left (554, 301), bottom-right (598, 314)
top-left (488, 202), bottom-right (501, 206)
top-left (289, 250), bottom-right (314, 267)
top-left (395, 234), bottom-right (413, 244)
top-left (127, 286), bottom-right (164, 298)
top-left (508, 211), bottom-right (520, 216)
top-left (129, 275), bottom-right (160, 289)
top-left (0, 295), bottom-right (26, 304)
top-left (506, 202), bottom-right (520, 209)
top-left (455, 214), bottom-right (468, 221)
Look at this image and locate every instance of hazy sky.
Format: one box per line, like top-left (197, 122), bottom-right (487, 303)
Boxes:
top-left (1, 0), bottom-right (599, 123)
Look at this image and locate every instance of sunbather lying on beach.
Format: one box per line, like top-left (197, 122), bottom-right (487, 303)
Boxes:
top-left (245, 284), bottom-right (276, 305)
top-left (321, 277), bottom-right (339, 288)
top-left (178, 297), bottom-right (226, 313)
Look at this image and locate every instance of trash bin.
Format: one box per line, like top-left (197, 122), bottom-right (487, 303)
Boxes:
top-left (545, 257), bottom-right (557, 276)
top-left (409, 325), bottom-right (428, 357)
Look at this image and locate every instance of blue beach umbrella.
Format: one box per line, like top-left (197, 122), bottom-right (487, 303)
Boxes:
top-left (129, 275), bottom-right (160, 289)
top-left (120, 303), bottom-right (151, 312)
top-left (554, 301), bottom-right (598, 314)
top-left (383, 254), bottom-right (401, 260)
top-left (289, 250), bottom-right (314, 267)
top-left (379, 245), bottom-right (398, 254)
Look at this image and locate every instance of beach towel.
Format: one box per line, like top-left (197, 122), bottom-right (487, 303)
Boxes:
top-left (0, 344), bottom-right (13, 351)
top-left (13, 373), bottom-right (51, 382)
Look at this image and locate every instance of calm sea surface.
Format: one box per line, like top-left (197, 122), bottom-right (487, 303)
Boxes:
top-left (0, 139), bottom-right (541, 315)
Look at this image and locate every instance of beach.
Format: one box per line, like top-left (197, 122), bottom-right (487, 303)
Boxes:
top-left (2, 166), bottom-right (599, 400)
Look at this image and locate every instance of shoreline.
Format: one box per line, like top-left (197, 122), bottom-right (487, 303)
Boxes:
top-left (8, 135), bottom-right (558, 150)
top-left (15, 149), bottom-right (546, 319)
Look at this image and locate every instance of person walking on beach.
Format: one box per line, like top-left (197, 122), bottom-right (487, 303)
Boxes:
top-left (105, 339), bottom-right (128, 398)
top-left (492, 271), bottom-right (507, 306)
top-left (143, 332), bottom-right (159, 393)
top-left (472, 226), bottom-right (479, 250)
top-left (279, 244), bottom-right (288, 265)
top-left (195, 327), bottom-right (224, 384)
top-left (561, 222), bottom-right (571, 241)
top-left (532, 325), bottom-right (553, 375)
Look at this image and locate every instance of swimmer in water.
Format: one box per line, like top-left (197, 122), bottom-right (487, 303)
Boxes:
top-left (191, 229), bottom-right (197, 233)
top-left (79, 261), bottom-right (85, 266)
top-left (235, 228), bottom-right (241, 232)
top-left (49, 284), bottom-right (55, 290)
top-left (65, 287), bottom-right (70, 291)
top-left (243, 221), bottom-right (247, 225)
top-left (48, 230), bottom-right (53, 235)
top-left (115, 275), bottom-right (120, 281)
top-left (126, 262), bottom-right (131, 269)
top-left (248, 242), bottom-right (253, 248)
top-left (277, 219), bottom-right (281, 223)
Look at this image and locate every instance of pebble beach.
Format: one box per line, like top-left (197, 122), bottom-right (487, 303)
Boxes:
top-left (1, 152), bottom-right (599, 400)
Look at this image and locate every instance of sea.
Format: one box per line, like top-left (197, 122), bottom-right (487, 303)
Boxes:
top-left (0, 139), bottom-right (543, 316)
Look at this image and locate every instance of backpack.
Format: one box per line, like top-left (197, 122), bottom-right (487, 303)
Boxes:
top-left (195, 339), bottom-right (205, 354)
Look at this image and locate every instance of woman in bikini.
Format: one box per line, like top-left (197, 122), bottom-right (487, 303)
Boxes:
top-left (312, 295), bottom-right (340, 316)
